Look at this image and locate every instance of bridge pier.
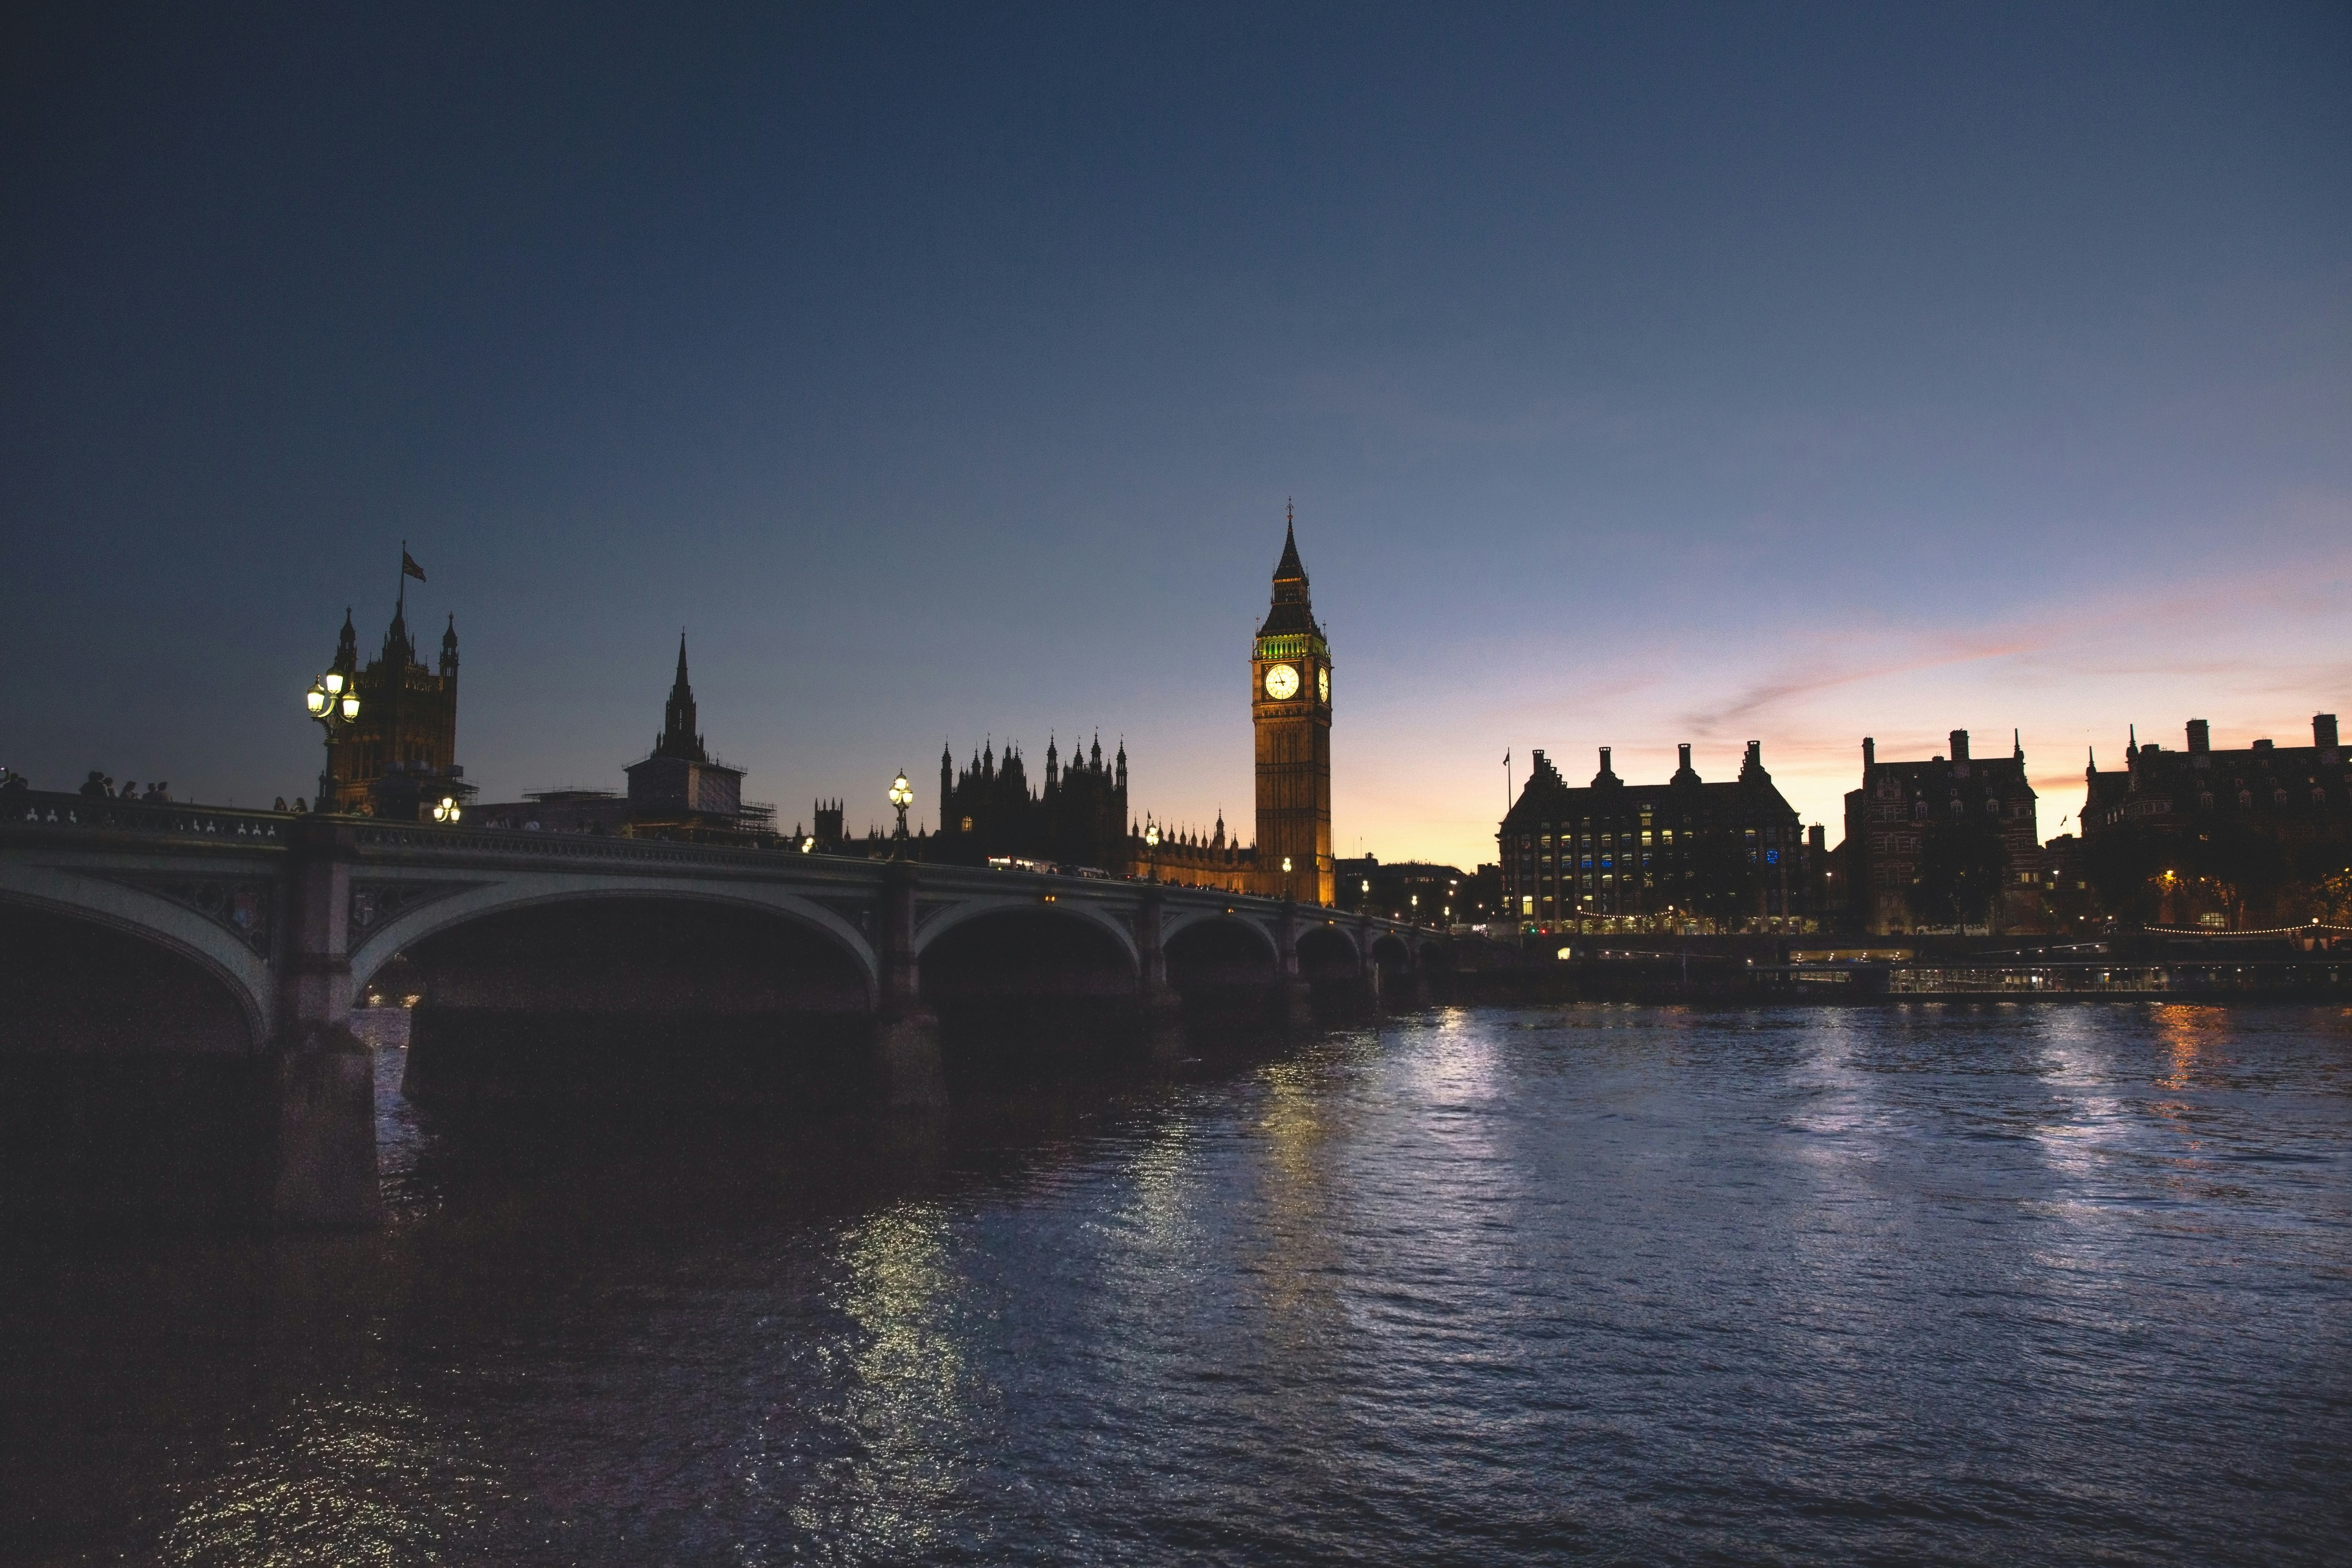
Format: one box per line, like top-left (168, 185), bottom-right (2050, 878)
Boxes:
top-left (1354, 916), bottom-right (1384, 1012)
top-left (271, 818), bottom-right (381, 1228)
top-left (1138, 887), bottom-right (1185, 1063)
top-left (1273, 901), bottom-right (1314, 1034)
top-left (875, 861), bottom-right (947, 1110)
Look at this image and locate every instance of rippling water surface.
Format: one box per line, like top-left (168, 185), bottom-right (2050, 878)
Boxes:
top-left (5, 1003), bottom-right (2349, 1565)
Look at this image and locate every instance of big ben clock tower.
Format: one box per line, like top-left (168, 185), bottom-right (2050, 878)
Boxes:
top-left (1252, 506), bottom-right (1334, 904)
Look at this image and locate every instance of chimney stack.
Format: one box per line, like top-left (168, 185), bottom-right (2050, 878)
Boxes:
top-left (1863, 737), bottom-right (1876, 767)
top-left (1598, 746), bottom-right (1613, 775)
top-left (1950, 729), bottom-right (1970, 762)
top-left (2186, 719), bottom-right (2210, 754)
top-left (2317, 714), bottom-right (2340, 750)
top-left (1679, 743), bottom-right (1692, 770)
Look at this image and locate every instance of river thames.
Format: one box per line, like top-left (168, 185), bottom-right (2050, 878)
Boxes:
top-left (4, 1003), bottom-right (2347, 1565)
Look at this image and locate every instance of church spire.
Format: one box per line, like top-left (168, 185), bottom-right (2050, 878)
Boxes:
top-left (653, 633), bottom-right (706, 762)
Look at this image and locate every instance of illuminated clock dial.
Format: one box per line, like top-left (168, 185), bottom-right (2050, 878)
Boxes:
top-left (1317, 667), bottom-right (1330, 702)
top-left (1263, 663), bottom-right (1301, 700)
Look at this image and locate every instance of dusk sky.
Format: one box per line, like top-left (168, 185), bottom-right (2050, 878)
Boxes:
top-left (4, 3), bottom-right (2347, 869)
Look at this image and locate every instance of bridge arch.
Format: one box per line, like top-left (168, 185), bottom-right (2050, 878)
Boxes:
top-left (350, 876), bottom-right (880, 1002)
top-left (389, 888), bottom-right (880, 1106)
top-left (1295, 922), bottom-right (1362, 980)
top-left (1159, 908), bottom-right (1280, 964)
top-left (0, 880), bottom-right (271, 1046)
top-left (910, 893), bottom-right (1140, 969)
top-left (0, 896), bottom-right (273, 1225)
top-left (916, 901), bottom-right (1145, 1072)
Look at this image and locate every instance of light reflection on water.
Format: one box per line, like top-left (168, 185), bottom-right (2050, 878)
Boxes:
top-left (5, 1003), bottom-right (2349, 1566)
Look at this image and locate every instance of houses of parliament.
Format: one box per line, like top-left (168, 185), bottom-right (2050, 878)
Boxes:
top-left (928, 511), bottom-right (1338, 902)
top-left (316, 514), bottom-right (1342, 904)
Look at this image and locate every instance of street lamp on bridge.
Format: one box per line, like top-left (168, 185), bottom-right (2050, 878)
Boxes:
top-left (1144, 818), bottom-right (1160, 882)
top-left (888, 769), bottom-right (914, 854)
top-left (302, 671), bottom-right (360, 813)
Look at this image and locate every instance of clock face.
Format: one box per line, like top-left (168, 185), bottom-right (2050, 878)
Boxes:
top-left (1317, 667), bottom-right (1330, 702)
top-left (1263, 663), bottom-right (1301, 700)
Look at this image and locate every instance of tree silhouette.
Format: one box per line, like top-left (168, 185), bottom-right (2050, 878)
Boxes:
top-left (1908, 813), bottom-right (2008, 931)
top-left (2186, 822), bottom-right (2289, 928)
top-left (2084, 822), bottom-right (2167, 926)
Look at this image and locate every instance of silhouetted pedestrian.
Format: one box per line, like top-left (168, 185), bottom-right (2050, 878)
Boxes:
top-left (80, 771), bottom-right (106, 798)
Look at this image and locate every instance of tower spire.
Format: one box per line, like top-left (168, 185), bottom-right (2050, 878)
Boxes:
top-left (1272, 503), bottom-right (1306, 588)
top-left (653, 633), bottom-right (705, 761)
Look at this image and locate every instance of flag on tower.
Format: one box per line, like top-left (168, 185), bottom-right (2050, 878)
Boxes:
top-left (402, 550), bottom-right (427, 582)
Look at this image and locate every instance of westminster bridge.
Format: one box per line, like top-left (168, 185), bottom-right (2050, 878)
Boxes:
top-left (0, 792), bottom-right (1453, 1228)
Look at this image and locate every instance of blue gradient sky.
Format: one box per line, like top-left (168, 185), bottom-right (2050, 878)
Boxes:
top-left (5, 3), bottom-right (2347, 867)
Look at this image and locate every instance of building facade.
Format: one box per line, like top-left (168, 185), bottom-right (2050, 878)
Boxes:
top-left (1841, 729), bottom-right (2043, 934)
top-left (930, 733), bottom-right (1130, 872)
top-left (1499, 742), bottom-right (1818, 931)
top-left (1251, 512), bottom-right (1334, 904)
top-left (321, 601), bottom-right (466, 817)
top-left (1337, 857), bottom-right (1468, 926)
top-left (623, 638), bottom-right (752, 833)
top-left (2078, 713), bottom-right (2348, 925)
top-left (1137, 812), bottom-right (1258, 893)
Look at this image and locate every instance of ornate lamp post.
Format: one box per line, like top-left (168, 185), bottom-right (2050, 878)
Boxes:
top-left (888, 769), bottom-right (913, 855)
top-left (430, 794), bottom-right (463, 824)
top-left (302, 671), bottom-right (360, 813)
top-left (1144, 818), bottom-right (1160, 881)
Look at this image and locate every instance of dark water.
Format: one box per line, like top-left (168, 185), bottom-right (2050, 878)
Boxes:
top-left (5, 1003), bottom-right (2350, 1566)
